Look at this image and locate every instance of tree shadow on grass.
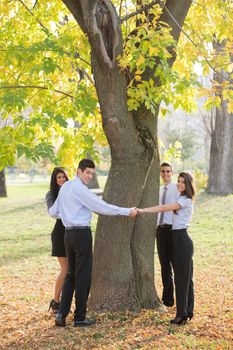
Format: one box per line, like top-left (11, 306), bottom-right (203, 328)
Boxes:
top-left (0, 201), bottom-right (44, 216)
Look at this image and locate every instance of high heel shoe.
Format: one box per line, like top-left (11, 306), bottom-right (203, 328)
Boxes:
top-left (188, 312), bottom-right (193, 320)
top-left (48, 299), bottom-right (60, 313)
top-left (170, 316), bottom-right (188, 325)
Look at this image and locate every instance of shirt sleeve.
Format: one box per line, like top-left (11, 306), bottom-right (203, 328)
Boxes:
top-left (176, 196), bottom-right (191, 208)
top-left (48, 196), bottom-right (61, 218)
top-left (77, 185), bottom-right (131, 216)
top-left (45, 191), bottom-right (54, 210)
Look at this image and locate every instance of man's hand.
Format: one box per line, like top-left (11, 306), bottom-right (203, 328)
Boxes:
top-left (136, 208), bottom-right (144, 215)
top-left (129, 208), bottom-right (138, 217)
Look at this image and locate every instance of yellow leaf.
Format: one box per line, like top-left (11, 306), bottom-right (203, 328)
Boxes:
top-left (136, 56), bottom-right (145, 66)
top-left (135, 75), bottom-right (141, 81)
top-left (227, 101), bottom-right (233, 113)
top-left (149, 47), bottom-right (159, 56)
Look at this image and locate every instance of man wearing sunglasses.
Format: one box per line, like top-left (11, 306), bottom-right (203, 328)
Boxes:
top-left (156, 162), bottom-right (178, 307)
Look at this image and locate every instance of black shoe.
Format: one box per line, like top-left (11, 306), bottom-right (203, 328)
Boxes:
top-left (74, 318), bottom-right (96, 327)
top-left (188, 312), bottom-right (193, 320)
top-left (55, 313), bottom-right (66, 327)
top-left (170, 316), bottom-right (188, 325)
top-left (48, 299), bottom-right (60, 313)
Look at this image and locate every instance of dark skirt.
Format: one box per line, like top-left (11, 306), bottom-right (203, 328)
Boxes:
top-left (51, 219), bottom-right (66, 257)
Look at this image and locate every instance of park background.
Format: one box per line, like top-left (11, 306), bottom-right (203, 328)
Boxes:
top-left (0, 180), bottom-right (233, 349)
top-left (1, 0), bottom-right (233, 349)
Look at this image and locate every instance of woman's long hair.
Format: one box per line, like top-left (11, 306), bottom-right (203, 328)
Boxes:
top-left (50, 167), bottom-right (68, 200)
top-left (178, 172), bottom-right (196, 201)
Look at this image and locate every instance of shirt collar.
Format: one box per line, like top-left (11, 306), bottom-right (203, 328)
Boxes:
top-left (163, 181), bottom-right (174, 189)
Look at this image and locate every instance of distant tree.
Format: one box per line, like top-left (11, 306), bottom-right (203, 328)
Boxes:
top-left (172, 1), bottom-right (233, 194)
top-left (206, 42), bottom-right (233, 195)
top-left (166, 129), bottom-right (198, 168)
top-left (0, 169), bottom-right (7, 197)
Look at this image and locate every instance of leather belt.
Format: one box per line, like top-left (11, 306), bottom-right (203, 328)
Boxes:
top-left (65, 226), bottom-right (90, 230)
top-left (158, 224), bottom-right (172, 229)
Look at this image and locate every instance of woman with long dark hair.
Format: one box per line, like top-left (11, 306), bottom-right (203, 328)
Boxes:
top-left (138, 172), bottom-right (196, 325)
top-left (45, 167), bottom-right (69, 313)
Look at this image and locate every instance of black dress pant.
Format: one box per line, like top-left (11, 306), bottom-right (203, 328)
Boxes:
top-left (59, 228), bottom-right (92, 321)
top-left (172, 229), bottom-right (194, 318)
top-left (156, 225), bottom-right (174, 306)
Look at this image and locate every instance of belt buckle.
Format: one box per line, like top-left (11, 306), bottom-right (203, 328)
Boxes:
top-left (159, 224), bottom-right (171, 228)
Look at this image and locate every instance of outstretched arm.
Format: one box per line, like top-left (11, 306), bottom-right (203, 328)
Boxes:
top-left (77, 184), bottom-right (135, 217)
top-left (137, 202), bottom-right (180, 214)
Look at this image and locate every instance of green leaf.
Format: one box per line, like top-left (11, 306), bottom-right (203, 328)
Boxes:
top-left (43, 57), bottom-right (59, 74)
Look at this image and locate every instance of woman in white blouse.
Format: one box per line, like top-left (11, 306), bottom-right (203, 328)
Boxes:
top-left (138, 172), bottom-right (196, 325)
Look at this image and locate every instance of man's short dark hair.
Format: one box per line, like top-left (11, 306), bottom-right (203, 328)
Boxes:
top-left (160, 162), bottom-right (172, 171)
top-left (78, 158), bottom-right (95, 171)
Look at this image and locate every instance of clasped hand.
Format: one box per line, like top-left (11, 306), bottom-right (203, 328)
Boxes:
top-left (129, 208), bottom-right (145, 217)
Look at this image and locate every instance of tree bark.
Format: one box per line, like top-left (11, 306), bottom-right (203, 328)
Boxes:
top-left (207, 41), bottom-right (233, 195)
top-left (207, 103), bottom-right (233, 195)
top-left (62, 0), bottom-right (193, 311)
top-left (0, 169), bottom-right (7, 197)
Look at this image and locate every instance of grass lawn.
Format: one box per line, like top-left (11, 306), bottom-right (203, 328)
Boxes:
top-left (0, 183), bottom-right (232, 349)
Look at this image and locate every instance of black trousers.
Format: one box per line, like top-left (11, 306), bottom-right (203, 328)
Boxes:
top-left (156, 225), bottom-right (174, 306)
top-left (172, 229), bottom-right (194, 318)
top-left (59, 228), bottom-right (92, 321)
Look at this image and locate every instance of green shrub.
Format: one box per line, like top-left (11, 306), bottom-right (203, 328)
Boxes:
top-left (193, 169), bottom-right (208, 193)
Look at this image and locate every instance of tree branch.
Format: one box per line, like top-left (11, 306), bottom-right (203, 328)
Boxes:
top-left (92, 0), bottom-right (120, 69)
top-left (164, 4), bottom-right (233, 83)
top-left (18, 0), bottom-right (48, 31)
top-left (0, 85), bottom-right (74, 99)
top-left (82, 70), bottom-right (94, 84)
top-left (62, 0), bottom-right (86, 33)
top-left (120, 0), bottom-right (160, 23)
top-left (74, 51), bottom-right (92, 67)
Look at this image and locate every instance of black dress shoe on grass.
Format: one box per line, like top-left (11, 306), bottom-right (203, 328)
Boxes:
top-left (74, 318), bottom-right (96, 327)
top-left (170, 316), bottom-right (188, 325)
top-left (55, 313), bottom-right (66, 327)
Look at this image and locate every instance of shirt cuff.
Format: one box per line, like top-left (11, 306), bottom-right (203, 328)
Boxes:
top-left (118, 208), bottom-right (131, 216)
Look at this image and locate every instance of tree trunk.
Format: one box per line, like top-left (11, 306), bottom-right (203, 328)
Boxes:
top-left (89, 61), bottom-right (154, 311)
top-left (131, 150), bottom-right (161, 308)
top-left (0, 169), bottom-right (7, 197)
top-left (207, 41), bottom-right (233, 195)
top-left (62, 0), bottom-right (193, 311)
top-left (206, 103), bottom-right (233, 194)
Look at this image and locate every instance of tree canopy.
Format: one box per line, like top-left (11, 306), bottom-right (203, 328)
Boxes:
top-left (0, 0), bottom-right (232, 170)
top-left (0, 0), bottom-right (105, 169)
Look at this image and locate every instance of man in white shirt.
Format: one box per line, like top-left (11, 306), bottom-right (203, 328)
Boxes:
top-left (156, 162), bottom-right (178, 307)
top-left (49, 158), bottom-right (137, 327)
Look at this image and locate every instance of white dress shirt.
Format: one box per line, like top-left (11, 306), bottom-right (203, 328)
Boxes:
top-left (157, 182), bottom-right (178, 226)
top-left (172, 195), bottom-right (193, 230)
top-left (49, 177), bottom-right (131, 227)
